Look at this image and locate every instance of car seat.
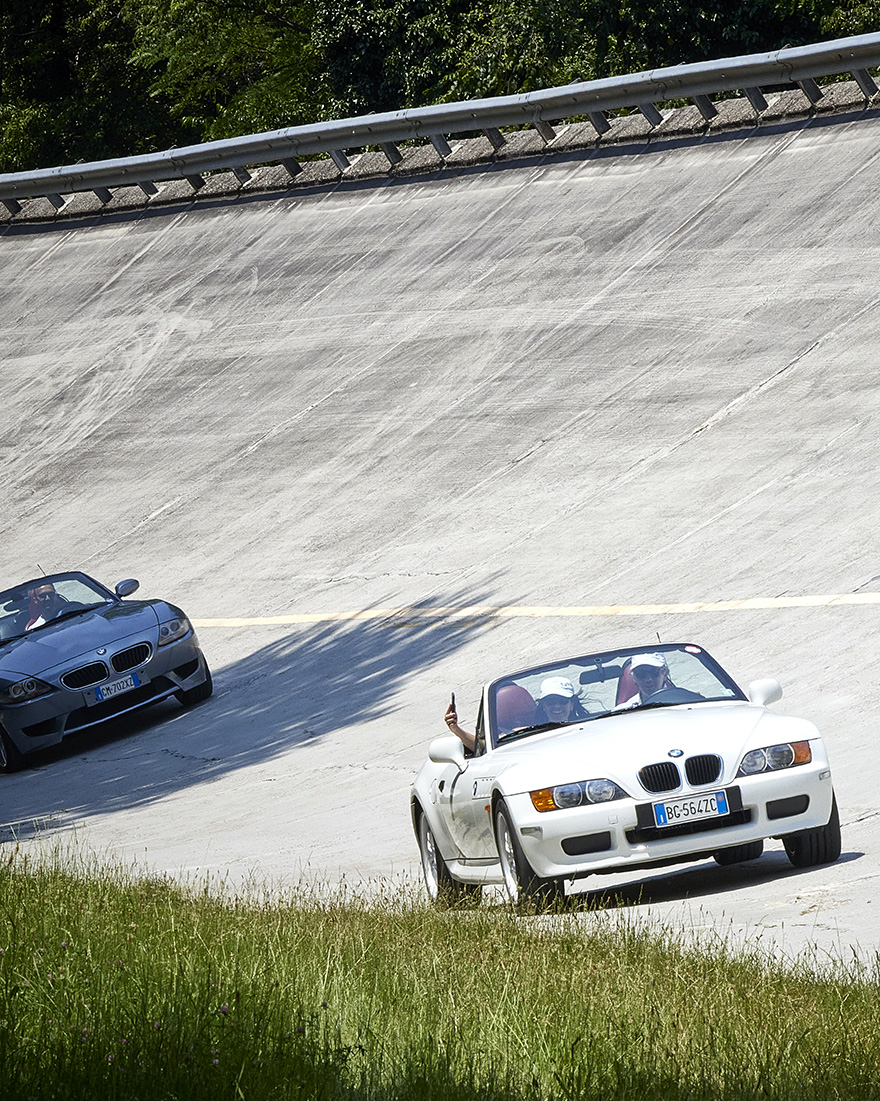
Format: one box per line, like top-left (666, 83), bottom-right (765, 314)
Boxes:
top-left (495, 684), bottom-right (536, 733)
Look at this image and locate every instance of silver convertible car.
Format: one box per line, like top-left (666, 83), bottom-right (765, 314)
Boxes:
top-left (412, 643), bottom-right (840, 904)
top-left (0, 571), bottom-right (212, 772)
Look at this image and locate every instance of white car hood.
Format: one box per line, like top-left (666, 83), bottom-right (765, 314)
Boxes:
top-left (491, 702), bottom-right (819, 796)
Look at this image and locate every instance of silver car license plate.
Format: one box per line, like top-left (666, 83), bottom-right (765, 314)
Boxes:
top-left (93, 672), bottom-right (141, 703)
top-left (652, 789), bottom-right (729, 828)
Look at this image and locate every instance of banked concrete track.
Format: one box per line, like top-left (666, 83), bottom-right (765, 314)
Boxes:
top-left (2, 97), bottom-right (880, 959)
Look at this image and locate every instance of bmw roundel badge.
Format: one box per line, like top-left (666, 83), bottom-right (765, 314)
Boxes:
top-left (668, 748), bottom-right (684, 758)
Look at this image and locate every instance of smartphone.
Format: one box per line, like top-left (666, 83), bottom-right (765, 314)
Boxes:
top-left (450, 692), bottom-right (455, 710)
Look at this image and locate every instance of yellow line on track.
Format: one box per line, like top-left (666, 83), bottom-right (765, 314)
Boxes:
top-left (191, 592), bottom-right (880, 628)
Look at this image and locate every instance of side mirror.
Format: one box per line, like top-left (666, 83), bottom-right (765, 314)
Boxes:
top-left (748, 678), bottom-right (783, 706)
top-left (115, 578), bottom-right (140, 598)
top-left (428, 735), bottom-right (467, 772)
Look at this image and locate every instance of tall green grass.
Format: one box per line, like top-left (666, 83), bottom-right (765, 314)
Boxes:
top-left (0, 846), bottom-right (878, 1100)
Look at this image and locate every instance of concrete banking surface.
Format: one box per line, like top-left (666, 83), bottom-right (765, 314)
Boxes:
top-left (2, 93), bottom-right (880, 961)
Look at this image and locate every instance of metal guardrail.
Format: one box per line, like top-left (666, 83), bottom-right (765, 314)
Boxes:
top-left (3, 32), bottom-right (880, 215)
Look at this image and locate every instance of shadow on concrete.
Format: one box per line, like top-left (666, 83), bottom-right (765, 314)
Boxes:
top-left (2, 585), bottom-right (500, 820)
top-left (566, 847), bottom-right (863, 910)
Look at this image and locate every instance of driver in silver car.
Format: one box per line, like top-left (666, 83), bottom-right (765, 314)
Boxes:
top-left (25, 583), bottom-right (66, 630)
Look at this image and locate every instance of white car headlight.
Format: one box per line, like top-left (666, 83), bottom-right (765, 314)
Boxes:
top-left (552, 783), bottom-right (583, 809)
top-left (531, 779), bottom-right (628, 812)
top-left (0, 677), bottom-right (54, 705)
top-left (737, 741), bottom-right (811, 777)
top-left (158, 616), bottom-right (191, 646)
top-left (585, 778), bottom-right (620, 803)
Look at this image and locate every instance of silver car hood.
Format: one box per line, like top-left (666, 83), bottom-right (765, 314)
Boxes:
top-left (0, 602), bottom-right (162, 678)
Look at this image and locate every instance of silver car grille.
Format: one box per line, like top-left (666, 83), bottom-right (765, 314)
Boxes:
top-left (112, 643), bottom-right (151, 672)
top-left (61, 662), bottom-right (110, 690)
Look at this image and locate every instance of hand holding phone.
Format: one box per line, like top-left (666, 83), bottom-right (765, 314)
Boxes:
top-left (445, 692), bottom-right (457, 730)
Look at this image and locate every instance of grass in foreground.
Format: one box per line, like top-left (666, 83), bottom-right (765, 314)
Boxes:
top-left (0, 847), bottom-right (878, 1100)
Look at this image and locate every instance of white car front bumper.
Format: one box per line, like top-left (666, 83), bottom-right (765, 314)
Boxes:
top-left (504, 754), bottom-right (835, 880)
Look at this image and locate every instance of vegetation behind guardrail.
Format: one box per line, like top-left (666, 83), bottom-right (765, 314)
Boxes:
top-left (0, 0), bottom-right (864, 177)
top-left (2, 32), bottom-right (880, 217)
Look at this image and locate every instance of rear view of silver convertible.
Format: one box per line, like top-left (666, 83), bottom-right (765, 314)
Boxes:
top-left (0, 571), bottom-right (212, 772)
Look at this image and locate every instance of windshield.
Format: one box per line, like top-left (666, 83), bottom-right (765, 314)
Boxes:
top-left (488, 644), bottom-right (746, 747)
top-left (0, 572), bottom-right (114, 642)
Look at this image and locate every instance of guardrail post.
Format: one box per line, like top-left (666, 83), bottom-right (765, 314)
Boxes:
top-left (92, 188), bottom-right (112, 204)
top-left (431, 134), bottom-right (452, 158)
top-left (329, 149), bottom-right (350, 172)
top-left (852, 68), bottom-right (879, 97)
top-left (533, 120), bottom-right (556, 142)
top-left (186, 175), bottom-right (206, 190)
top-left (2, 198), bottom-right (21, 215)
top-left (484, 128), bottom-right (506, 151)
top-left (231, 166), bottom-right (251, 184)
top-left (138, 181), bottom-right (158, 196)
top-left (638, 102), bottom-right (663, 126)
top-left (797, 78), bottom-right (824, 104)
top-left (281, 158), bottom-right (302, 179)
top-left (692, 94), bottom-right (718, 121)
top-left (588, 111), bottom-right (611, 135)
top-left (743, 87), bottom-right (769, 113)
top-left (380, 141), bottom-right (403, 165)
top-left (47, 194), bottom-right (65, 210)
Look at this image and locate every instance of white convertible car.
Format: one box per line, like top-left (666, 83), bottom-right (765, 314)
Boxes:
top-left (412, 644), bottom-right (840, 904)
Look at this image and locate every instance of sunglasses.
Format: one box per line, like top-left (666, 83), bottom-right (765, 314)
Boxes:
top-left (34, 591), bottom-right (56, 602)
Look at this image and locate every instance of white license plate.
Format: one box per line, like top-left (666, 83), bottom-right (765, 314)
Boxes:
top-left (653, 790), bottom-right (729, 828)
top-left (94, 672), bottom-right (140, 702)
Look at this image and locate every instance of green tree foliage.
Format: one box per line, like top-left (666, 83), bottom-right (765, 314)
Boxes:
top-left (819, 0), bottom-right (880, 34)
top-left (0, 0), bottom-right (180, 172)
top-left (434, 0), bottom-right (598, 100)
top-left (126, 0), bottom-right (330, 139)
top-left (311, 0), bottom-right (473, 115)
top-left (584, 1), bottom-right (828, 77)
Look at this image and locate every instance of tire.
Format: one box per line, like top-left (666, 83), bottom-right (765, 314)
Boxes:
top-left (0, 727), bottom-right (25, 774)
top-left (783, 793), bottom-right (841, 868)
top-left (176, 665), bottom-right (213, 707)
top-left (713, 840), bottom-right (764, 866)
top-left (493, 801), bottom-right (563, 907)
top-left (417, 812), bottom-right (480, 906)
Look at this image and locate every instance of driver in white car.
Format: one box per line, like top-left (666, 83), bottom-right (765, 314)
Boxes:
top-left (617, 652), bottom-right (671, 708)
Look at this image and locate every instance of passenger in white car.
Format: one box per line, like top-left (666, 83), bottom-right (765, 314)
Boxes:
top-left (444, 696), bottom-right (475, 752)
top-left (534, 676), bottom-right (592, 725)
top-left (444, 682), bottom-right (540, 750)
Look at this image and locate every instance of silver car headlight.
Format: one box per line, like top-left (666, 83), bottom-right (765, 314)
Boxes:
top-left (530, 779), bottom-right (628, 812)
top-left (737, 741), bottom-right (811, 777)
top-left (158, 616), bottom-right (192, 646)
top-left (0, 677), bottom-right (54, 705)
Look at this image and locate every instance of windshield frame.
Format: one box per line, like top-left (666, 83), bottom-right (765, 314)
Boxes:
top-left (487, 643), bottom-right (747, 749)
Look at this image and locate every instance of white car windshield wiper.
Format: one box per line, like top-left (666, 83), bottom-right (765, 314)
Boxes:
top-left (499, 721), bottom-right (570, 742)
